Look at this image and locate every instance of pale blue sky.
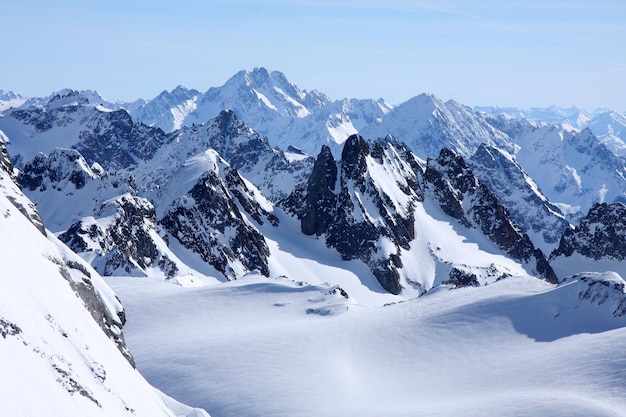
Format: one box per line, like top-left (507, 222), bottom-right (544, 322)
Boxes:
top-left (2, 0), bottom-right (625, 110)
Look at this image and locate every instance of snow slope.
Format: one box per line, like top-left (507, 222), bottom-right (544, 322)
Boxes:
top-left (108, 273), bottom-right (626, 417)
top-left (0, 139), bottom-right (208, 416)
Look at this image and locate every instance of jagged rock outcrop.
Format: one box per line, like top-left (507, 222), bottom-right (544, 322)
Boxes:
top-left (0, 132), bottom-right (16, 180)
top-left (59, 193), bottom-right (178, 277)
top-left (16, 147), bottom-right (140, 232)
top-left (1, 90), bottom-right (169, 171)
top-left (56, 256), bottom-right (135, 366)
top-left (284, 135), bottom-right (422, 294)
top-left (468, 144), bottom-right (571, 253)
top-left (551, 202), bottom-right (626, 261)
top-left (300, 145), bottom-right (338, 236)
top-left (5, 98), bottom-right (294, 280)
top-left (155, 110), bottom-right (313, 201)
top-left (160, 151), bottom-right (277, 280)
top-left (424, 148), bottom-right (558, 284)
top-left (285, 136), bottom-right (561, 294)
top-left (19, 148), bottom-right (101, 192)
top-left (0, 134), bottom-right (46, 235)
top-left (563, 272), bottom-right (626, 317)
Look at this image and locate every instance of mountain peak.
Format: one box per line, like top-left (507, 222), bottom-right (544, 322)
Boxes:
top-left (250, 66), bottom-right (273, 81)
top-left (0, 89), bottom-right (22, 100)
top-left (341, 134), bottom-right (370, 181)
top-left (157, 85), bottom-right (200, 101)
top-left (230, 67), bottom-right (288, 88)
top-left (47, 89), bottom-right (91, 108)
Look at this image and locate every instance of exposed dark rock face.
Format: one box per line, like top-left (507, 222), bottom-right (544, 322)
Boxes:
top-left (160, 164), bottom-right (275, 280)
top-left (4, 92), bottom-right (169, 171)
top-left (468, 144), bottom-right (570, 252)
top-left (74, 109), bottom-right (138, 170)
top-left (551, 202), bottom-right (626, 261)
top-left (284, 135), bottom-right (422, 294)
top-left (0, 318), bottom-right (22, 339)
top-left (0, 137), bottom-right (47, 235)
top-left (9, 106), bottom-right (53, 132)
top-left (166, 110), bottom-right (313, 201)
top-left (19, 148), bottom-right (98, 191)
top-left (568, 273), bottom-right (626, 317)
top-left (122, 122), bottom-right (170, 161)
top-left (341, 134), bottom-right (370, 181)
top-left (424, 148), bottom-right (558, 284)
top-left (445, 268), bottom-right (480, 288)
top-left (48, 255), bottom-right (135, 366)
top-left (59, 194), bottom-right (177, 277)
top-left (424, 148), bottom-right (475, 227)
top-left (0, 136), bottom-right (16, 180)
top-left (301, 145), bottom-right (338, 236)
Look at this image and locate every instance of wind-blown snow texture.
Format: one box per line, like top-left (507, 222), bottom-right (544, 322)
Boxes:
top-left (109, 273), bottom-right (626, 417)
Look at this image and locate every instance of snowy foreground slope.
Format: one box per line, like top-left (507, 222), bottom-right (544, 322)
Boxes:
top-left (108, 273), bottom-right (626, 417)
top-left (0, 141), bottom-right (208, 416)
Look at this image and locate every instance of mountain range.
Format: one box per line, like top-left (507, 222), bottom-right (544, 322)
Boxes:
top-left (2, 68), bottom-right (626, 416)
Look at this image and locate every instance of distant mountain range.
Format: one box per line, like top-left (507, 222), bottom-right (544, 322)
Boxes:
top-left (475, 104), bottom-right (626, 156)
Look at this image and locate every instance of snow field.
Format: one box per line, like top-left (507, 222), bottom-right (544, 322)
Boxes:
top-left (108, 273), bottom-right (626, 417)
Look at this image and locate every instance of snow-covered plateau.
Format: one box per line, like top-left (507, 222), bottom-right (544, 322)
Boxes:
top-left (3, 68), bottom-right (626, 416)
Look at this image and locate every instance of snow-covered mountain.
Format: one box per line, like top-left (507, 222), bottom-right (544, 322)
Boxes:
top-left (283, 135), bottom-right (556, 295)
top-left (0, 89), bottom-right (164, 170)
top-left (4, 75), bottom-right (625, 292)
top-left (59, 193), bottom-right (183, 279)
top-left (123, 68), bottom-right (393, 157)
top-left (550, 202), bottom-right (626, 278)
top-left (468, 144), bottom-right (571, 253)
top-left (476, 105), bottom-right (626, 156)
top-left (2, 98), bottom-right (310, 280)
top-left (0, 89), bottom-right (558, 297)
top-left (125, 67), bottom-right (330, 136)
top-left (0, 89), bottom-right (26, 111)
top-left (159, 149), bottom-right (278, 280)
top-left (123, 86), bottom-right (201, 133)
top-left (143, 109), bottom-right (313, 202)
top-left (586, 110), bottom-right (626, 156)
top-left (0, 90), bottom-right (312, 203)
top-left (360, 93), bottom-right (516, 160)
top-left (506, 122), bottom-right (626, 219)
top-left (423, 147), bottom-right (556, 283)
top-left (272, 96), bottom-right (393, 156)
top-left (0, 137), bottom-right (207, 416)
top-left (354, 95), bottom-right (626, 240)
top-left (5, 69), bottom-right (626, 417)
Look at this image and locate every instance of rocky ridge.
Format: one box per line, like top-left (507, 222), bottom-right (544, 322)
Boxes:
top-left (423, 148), bottom-right (558, 284)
